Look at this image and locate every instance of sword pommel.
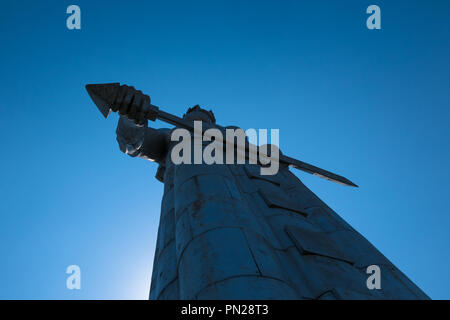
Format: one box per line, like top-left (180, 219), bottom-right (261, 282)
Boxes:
top-left (85, 83), bottom-right (120, 118)
top-left (85, 83), bottom-right (159, 122)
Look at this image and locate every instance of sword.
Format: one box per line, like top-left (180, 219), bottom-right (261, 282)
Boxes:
top-left (85, 83), bottom-right (358, 187)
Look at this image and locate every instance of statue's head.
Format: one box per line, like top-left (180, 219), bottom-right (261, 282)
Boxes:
top-left (183, 105), bottom-right (216, 124)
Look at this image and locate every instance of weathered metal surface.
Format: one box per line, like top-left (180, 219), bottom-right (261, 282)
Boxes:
top-left (96, 95), bottom-right (430, 299)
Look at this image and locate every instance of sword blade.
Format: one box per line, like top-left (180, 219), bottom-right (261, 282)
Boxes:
top-left (280, 155), bottom-right (358, 187)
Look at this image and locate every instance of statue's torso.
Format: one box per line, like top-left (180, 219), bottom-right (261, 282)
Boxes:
top-left (149, 141), bottom-right (428, 299)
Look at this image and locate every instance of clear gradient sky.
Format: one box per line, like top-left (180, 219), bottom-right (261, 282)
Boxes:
top-left (0, 0), bottom-right (449, 299)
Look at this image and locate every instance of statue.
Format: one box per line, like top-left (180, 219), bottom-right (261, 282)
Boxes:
top-left (86, 83), bottom-right (429, 300)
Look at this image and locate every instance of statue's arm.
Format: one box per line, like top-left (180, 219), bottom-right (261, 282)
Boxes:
top-left (116, 115), bottom-right (169, 163)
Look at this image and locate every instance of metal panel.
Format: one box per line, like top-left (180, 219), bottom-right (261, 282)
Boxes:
top-left (286, 225), bottom-right (354, 265)
top-left (244, 165), bottom-right (281, 186)
top-left (259, 189), bottom-right (308, 216)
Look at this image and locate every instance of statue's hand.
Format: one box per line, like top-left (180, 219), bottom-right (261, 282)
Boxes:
top-left (111, 85), bottom-right (151, 126)
top-left (116, 115), bottom-right (146, 156)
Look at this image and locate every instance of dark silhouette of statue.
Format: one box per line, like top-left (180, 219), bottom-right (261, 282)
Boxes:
top-left (86, 83), bottom-right (429, 300)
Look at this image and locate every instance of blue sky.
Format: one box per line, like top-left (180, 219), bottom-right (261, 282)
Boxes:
top-left (0, 0), bottom-right (449, 299)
